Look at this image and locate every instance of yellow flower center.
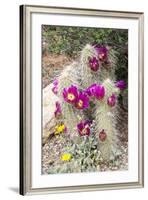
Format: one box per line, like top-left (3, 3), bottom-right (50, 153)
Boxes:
top-left (81, 125), bottom-right (89, 135)
top-left (77, 100), bottom-right (83, 108)
top-left (61, 153), bottom-right (72, 161)
top-left (82, 128), bottom-right (87, 135)
top-left (67, 93), bottom-right (75, 101)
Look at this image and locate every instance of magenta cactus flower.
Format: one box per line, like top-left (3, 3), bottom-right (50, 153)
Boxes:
top-left (89, 57), bottom-right (100, 72)
top-left (52, 79), bottom-right (58, 95)
top-left (64, 126), bottom-right (68, 133)
top-left (52, 87), bottom-right (58, 95)
top-left (53, 79), bottom-right (58, 86)
top-left (115, 80), bottom-right (126, 90)
top-left (77, 120), bottom-right (91, 136)
top-left (99, 129), bottom-right (107, 142)
top-left (94, 45), bottom-right (108, 62)
top-left (54, 101), bottom-right (62, 118)
top-left (63, 85), bottom-right (79, 104)
top-left (75, 92), bottom-right (89, 110)
top-left (85, 83), bottom-right (97, 97)
top-left (107, 94), bottom-right (117, 107)
top-left (94, 84), bottom-right (105, 100)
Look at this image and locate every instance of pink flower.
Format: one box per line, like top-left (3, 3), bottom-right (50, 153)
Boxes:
top-left (85, 83), bottom-right (97, 97)
top-left (53, 79), bottom-right (58, 86)
top-left (94, 85), bottom-right (105, 100)
top-left (77, 120), bottom-right (91, 136)
top-left (75, 92), bottom-right (89, 110)
top-left (52, 79), bottom-right (58, 95)
top-left (54, 101), bottom-right (62, 118)
top-left (64, 126), bottom-right (68, 133)
top-left (63, 85), bottom-right (79, 104)
top-left (85, 84), bottom-right (105, 100)
top-left (94, 45), bottom-right (108, 62)
top-left (89, 57), bottom-right (100, 72)
top-left (107, 94), bottom-right (116, 107)
top-left (115, 80), bottom-right (126, 90)
top-left (99, 129), bottom-right (107, 141)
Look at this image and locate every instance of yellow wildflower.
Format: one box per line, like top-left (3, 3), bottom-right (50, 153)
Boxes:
top-left (55, 124), bottom-right (65, 135)
top-left (61, 153), bottom-right (72, 161)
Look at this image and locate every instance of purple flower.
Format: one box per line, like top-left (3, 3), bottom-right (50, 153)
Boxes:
top-left (52, 79), bottom-right (58, 95)
top-left (99, 129), bottom-right (107, 142)
top-left (94, 45), bottom-right (108, 62)
top-left (94, 85), bottom-right (105, 100)
top-left (115, 80), bottom-right (126, 90)
top-left (89, 57), bottom-right (100, 72)
top-left (64, 126), bottom-right (68, 133)
top-left (77, 120), bottom-right (91, 136)
top-left (107, 94), bottom-right (117, 107)
top-left (75, 92), bottom-right (89, 110)
top-left (85, 83), bottom-right (97, 97)
top-left (53, 79), bottom-right (58, 86)
top-left (63, 85), bottom-right (79, 104)
top-left (52, 87), bottom-right (58, 95)
top-left (85, 84), bottom-right (105, 100)
top-left (54, 101), bottom-right (62, 118)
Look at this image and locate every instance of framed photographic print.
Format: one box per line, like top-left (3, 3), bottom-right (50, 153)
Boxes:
top-left (20, 5), bottom-right (144, 195)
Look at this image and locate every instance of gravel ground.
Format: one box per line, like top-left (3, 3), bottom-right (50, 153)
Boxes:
top-left (42, 137), bottom-right (128, 174)
top-left (42, 134), bottom-right (72, 174)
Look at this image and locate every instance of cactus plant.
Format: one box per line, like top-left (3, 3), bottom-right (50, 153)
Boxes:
top-left (56, 44), bottom-right (123, 161)
top-left (78, 44), bottom-right (121, 160)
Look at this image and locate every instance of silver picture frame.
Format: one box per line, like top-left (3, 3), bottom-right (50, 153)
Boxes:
top-left (20, 5), bottom-right (144, 195)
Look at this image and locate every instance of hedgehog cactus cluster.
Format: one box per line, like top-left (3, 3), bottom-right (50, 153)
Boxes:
top-left (52, 44), bottom-right (126, 161)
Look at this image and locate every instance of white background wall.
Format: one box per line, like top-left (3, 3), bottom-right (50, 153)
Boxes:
top-left (0, 0), bottom-right (147, 199)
